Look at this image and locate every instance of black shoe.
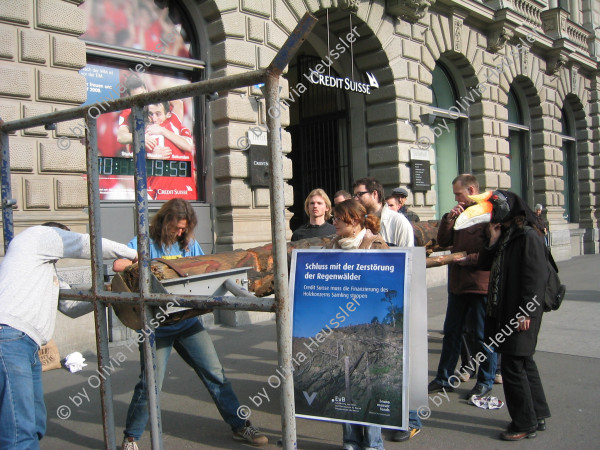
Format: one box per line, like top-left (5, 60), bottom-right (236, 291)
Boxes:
top-left (537, 419), bottom-right (546, 431)
top-left (391, 428), bottom-right (421, 442)
top-left (466, 383), bottom-right (492, 398)
top-left (428, 380), bottom-right (454, 393)
top-left (500, 428), bottom-right (537, 441)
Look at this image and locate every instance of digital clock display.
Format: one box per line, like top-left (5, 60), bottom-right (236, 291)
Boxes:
top-left (98, 157), bottom-right (191, 177)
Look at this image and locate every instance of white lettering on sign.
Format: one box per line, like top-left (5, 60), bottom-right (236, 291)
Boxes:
top-left (254, 161), bottom-right (269, 166)
top-left (304, 71), bottom-right (372, 95)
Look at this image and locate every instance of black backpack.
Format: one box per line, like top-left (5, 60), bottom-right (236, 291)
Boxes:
top-left (544, 248), bottom-right (566, 312)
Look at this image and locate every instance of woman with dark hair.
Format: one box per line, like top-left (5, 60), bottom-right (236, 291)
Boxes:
top-left (326, 199), bottom-right (387, 450)
top-left (113, 199), bottom-right (267, 449)
top-left (477, 190), bottom-right (550, 441)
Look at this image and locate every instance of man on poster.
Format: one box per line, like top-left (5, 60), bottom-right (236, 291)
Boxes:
top-left (143, 101), bottom-right (197, 200)
top-left (116, 75), bottom-right (184, 156)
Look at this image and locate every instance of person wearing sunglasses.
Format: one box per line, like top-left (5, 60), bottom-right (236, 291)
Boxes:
top-left (352, 178), bottom-right (413, 248)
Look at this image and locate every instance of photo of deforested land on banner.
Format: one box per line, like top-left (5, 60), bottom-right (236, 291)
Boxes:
top-left (290, 249), bottom-right (410, 430)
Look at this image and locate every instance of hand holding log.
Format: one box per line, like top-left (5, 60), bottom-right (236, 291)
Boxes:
top-left (425, 251), bottom-right (467, 268)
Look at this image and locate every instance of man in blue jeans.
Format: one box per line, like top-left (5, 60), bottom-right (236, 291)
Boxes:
top-left (0, 223), bottom-right (138, 449)
top-left (428, 174), bottom-right (497, 398)
top-left (113, 199), bottom-right (267, 449)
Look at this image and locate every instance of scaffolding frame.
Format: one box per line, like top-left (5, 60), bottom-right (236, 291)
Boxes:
top-left (0, 12), bottom-right (317, 449)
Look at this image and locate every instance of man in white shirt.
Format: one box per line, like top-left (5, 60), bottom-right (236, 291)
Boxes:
top-left (352, 178), bottom-right (419, 442)
top-left (352, 177), bottom-right (414, 247)
top-left (0, 223), bottom-right (137, 449)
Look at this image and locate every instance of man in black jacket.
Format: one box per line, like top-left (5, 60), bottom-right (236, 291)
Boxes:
top-left (428, 174), bottom-right (497, 398)
top-left (291, 189), bottom-right (335, 241)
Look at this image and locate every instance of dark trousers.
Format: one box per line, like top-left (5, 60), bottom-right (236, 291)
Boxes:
top-left (435, 293), bottom-right (497, 388)
top-left (502, 354), bottom-right (550, 431)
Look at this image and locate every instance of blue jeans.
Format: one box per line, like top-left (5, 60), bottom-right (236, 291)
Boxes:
top-left (0, 325), bottom-right (46, 449)
top-left (124, 319), bottom-right (245, 440)
top-left (434, 293), bottom-right (497, 388)
top-left (409, 410), bottom-right (422, 429)
top-left (342, 424), bottom-right (383, 450)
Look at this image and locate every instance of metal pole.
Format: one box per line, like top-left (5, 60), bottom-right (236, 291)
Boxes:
top-left (131, 105), bottom-right (163, 449)
top-left (223, 278), bottom-right (257, 298)
top-left (85, 116), bottom-right (117, 449)
top-left (57, 289), bottom-right (277, 311)
top-left (265, 71), bottom-right (296, 449)
top-left (0, 129), bottom-right (14, 251)
top-left (0, 70), bottom-right (267, 133)
top-left (263, 13), bottom-right (317, 449)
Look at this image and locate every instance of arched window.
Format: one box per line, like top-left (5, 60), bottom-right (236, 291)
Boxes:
top-left (430, 65), bottom-right (466, 218)
top-left (78, 0), bottom-right (205, 201)
top-left (507, 88), bottom-right (530, 201)
top-left (559, 107), bottom-right (578, 222)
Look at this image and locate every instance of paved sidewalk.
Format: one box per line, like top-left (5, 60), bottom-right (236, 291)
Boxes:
top-left (41, 255), bottom-right (600, 449)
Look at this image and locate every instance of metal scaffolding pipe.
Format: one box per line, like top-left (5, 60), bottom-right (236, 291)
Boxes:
top-left (85, 117), bottom-right (118, 449)
top-left (0, 129), bottom-right (14, 252)
top-left (58, 289), bottom-right (277, 311)
top-left (131, 105), bottom-right (163, 449)
top-left (265, 12), bottom-right (316, 449)
top-left (223, 278), bottom-right (258, 298)
top-left (265, 69), bottom-right (296, 450)
top-left (0, 70), bottom-right (267, 133)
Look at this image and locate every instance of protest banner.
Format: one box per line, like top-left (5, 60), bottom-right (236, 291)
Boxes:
top-left (290, 249), bottom-right (411, 430)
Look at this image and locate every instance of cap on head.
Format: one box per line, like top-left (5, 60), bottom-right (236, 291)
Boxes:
top-left (392, 187), bottom-right (408, 197)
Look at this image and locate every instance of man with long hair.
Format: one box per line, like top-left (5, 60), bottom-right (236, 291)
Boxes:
top-left (291, 188), bottom-right (335, 241)
top-left (114, 199), bottom-right (267, 449)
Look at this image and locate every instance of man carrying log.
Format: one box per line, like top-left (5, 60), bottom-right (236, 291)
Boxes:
top-left (113, 199), bottom-right (267, 449)
top-left (0, 223), bottom-right (138, 449)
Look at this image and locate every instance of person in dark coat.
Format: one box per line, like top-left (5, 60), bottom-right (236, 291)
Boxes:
top-left (478, 190), bottom-right (550, 441)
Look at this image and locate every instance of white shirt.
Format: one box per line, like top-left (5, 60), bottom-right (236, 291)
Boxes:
top-left (379, 204), bottom-right (414, 247)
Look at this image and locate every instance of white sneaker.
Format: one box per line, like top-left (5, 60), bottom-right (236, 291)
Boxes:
top-left (122, 437), bottom-right (139, 450)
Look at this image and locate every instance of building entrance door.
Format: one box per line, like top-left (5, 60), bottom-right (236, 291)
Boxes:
top-left (287, 55), bottom-right (351, 232)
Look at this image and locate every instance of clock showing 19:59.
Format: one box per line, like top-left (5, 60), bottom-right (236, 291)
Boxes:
top-left (98, 157), bottom-right (191, 177)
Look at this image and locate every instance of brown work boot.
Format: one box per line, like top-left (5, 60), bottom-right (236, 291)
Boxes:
top-left (232, 420), bottom-right (268, 446)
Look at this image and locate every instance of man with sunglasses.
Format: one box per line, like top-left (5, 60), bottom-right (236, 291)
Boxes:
top-left (351, 177), bottom-right (418, 442)
top-left (352, 177), bottom-right (413, 247)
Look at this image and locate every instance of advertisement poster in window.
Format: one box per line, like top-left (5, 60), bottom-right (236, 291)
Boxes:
top-left (80, 65), bottom-right (197, 200)
top-left (289, 249), bottom-right (410, 430)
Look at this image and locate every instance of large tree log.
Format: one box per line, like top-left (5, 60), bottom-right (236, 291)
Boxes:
top-left (120, 220), bottom-right (454, 299)
top-left (424, 251), bottom-right (466, 268)
top-left (121, 235), bottom-right (336, 297)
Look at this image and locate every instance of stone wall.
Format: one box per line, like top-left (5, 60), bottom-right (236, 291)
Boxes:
top-left (0, 0), bottom-right (89, 245)
top-left (197, 0), bottom-right (599, 254)
top-left (1, 0), bottom-right (597, 254)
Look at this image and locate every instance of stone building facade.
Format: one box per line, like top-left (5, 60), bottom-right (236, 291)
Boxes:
top-left (1, 0), bottom-right (599, 262)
